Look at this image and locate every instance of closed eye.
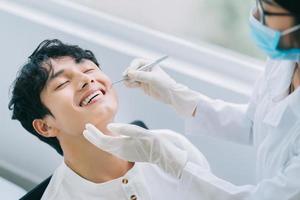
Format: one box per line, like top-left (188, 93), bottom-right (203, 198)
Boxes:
top-left (84, 69), bottom-right (95, 73)
top-left (55, 81), bottom-right (69, 90)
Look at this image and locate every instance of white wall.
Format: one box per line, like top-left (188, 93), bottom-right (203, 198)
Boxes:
top-left (0, 0), bottom-right (263, 191)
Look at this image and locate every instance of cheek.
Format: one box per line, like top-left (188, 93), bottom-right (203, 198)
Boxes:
top-left (52, 108), bottom-right (84, 136)
top-left (86, 88), bottom-right (118, 125)
top-left (110, 88), bottom-right (119, 111)
top-left (110, 87), bottom-right (118, 100)
top-left (96, 73), bottom-right (112, 87)
top-left (266, 16), bottom-right (295, 31)
top-left (50, 90), bottom-right (74, 112)
top-left (44, 91), bottom-right (83, 134)
top-left (98, 88), bottom-right (118, 116)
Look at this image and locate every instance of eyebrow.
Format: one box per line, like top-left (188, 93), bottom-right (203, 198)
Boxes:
top-left (49, 69), bottom-right (65, 82)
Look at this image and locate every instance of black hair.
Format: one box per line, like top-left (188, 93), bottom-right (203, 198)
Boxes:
top-left (273, 0), bottom-right (300, 18)
top-left (8, 39), bottom-right (100, 155)
top-left (263, 0), bottom-right (300, 48)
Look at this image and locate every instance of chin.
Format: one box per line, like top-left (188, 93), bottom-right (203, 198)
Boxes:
top-left (89, 107), bottom-right (117, 127)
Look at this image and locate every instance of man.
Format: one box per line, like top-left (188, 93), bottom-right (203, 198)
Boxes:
top-left (9, 39), bottom-right (210, 199)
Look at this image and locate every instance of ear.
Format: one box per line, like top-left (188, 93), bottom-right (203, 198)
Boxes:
top-left (32, 119), bottom-right (59, 138)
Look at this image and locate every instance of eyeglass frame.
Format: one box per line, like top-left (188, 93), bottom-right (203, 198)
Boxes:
top-left (256, 0), bottom-right (295, 25)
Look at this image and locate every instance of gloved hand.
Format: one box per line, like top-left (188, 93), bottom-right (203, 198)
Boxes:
top-left (83, 123), bottom-right (210, 178)
top-left (123, 58), bottom-right (200, 117)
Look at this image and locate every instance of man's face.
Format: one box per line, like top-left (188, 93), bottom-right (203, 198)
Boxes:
top-left (40, 56), bottom-right (118, 138)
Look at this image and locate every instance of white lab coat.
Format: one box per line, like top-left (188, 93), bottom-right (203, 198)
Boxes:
top-left (184, 59), bottom-right (300, 199)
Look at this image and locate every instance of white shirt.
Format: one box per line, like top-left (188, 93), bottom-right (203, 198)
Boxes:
top-left (42, 162), bottom-right (184, 200)
top-left (41, 129), bottom-right (210, 200)
top-left (185, 59), bottom-right (300, 199)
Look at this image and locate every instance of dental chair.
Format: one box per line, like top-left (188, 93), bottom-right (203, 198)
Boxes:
top-left (20, 120), bottom-right (148, 200)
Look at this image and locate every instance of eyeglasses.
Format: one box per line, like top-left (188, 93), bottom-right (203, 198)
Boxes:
top-left (255, 0), bottom-right (294, 25)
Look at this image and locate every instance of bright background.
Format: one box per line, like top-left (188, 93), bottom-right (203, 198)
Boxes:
top-left (0, 0), bottom-right (263, 197)
top-left (73, 0), bottom-right (264, 59)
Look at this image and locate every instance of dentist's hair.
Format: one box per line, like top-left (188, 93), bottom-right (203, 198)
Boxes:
top-left (273, 0), bottom-right (300, 17)
top-left (275, 0), bottom-right (300, 49)
top-left (8, 39), bottom-right (100, 155)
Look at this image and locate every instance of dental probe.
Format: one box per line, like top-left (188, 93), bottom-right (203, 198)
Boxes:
top-left (111, 55), bottom-right (168, 86)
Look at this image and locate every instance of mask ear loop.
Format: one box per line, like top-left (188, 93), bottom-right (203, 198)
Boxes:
top-left (279, 24), bottom-right (300, 51)
top-left (282, 24), bottom-right (300, 36)
top-left (256, 0), bottom-right (265, 24)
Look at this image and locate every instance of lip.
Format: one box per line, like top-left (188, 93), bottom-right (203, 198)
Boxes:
top-left (83, 93), bottom-right (105, 107)
top-left (79, 87), bottom-right (106, 107)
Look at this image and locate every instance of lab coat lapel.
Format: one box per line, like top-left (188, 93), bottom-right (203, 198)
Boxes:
top-left (263, 60), bottom-right (296, 127)
top-left (263, 87), bottom-right (300, 129)
top-left (262, 99), bottom-right (288, 127)
top-left (266, 60), bottom-right (295, 102)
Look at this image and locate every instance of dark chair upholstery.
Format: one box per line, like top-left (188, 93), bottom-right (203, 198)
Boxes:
top-left (20, 120), bottom-right (148, 200)
top-left (19, 176), bottom-right (52, 200)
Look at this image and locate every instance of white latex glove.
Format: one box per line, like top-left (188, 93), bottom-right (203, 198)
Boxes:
top-left (83, 123), bottom-right (209, 178)
top-left (123, 58), bottom-right (200, 117)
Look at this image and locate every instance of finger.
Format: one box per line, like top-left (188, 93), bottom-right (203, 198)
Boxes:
top-left (127, 70), bottom-right (153, 83)
top-left (83, 129), bottom-right (109, 149)
top-left (129, 58), bottom-right (149, 70)
top-left (141, 83), bottom-right (151, 96)
top-left (107, 123), bottom-right (149, 137)
top-left (84, 129), bottom-right (146, 163)
top-left (85, 123), bottom-right (132, 141)
top-left (84, 124), bottom-right (124, 148)
top-left (123, 78), bottom-right (141, 88)
top-left (123, 69), bottom-right (150, 88)
top-left (122, 58), bottom-right (149, 77)
top-left (84, 128), bottom-right (132, 152)
top-left (85, 124), bottom-right (113, 139)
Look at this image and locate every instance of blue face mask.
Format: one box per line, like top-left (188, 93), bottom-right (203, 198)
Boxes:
top-left (249, 8), bottom-right (300, 61)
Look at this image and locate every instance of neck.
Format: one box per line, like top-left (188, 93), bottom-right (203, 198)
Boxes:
top-left (59, 126), bottom-right (133, 183)
top-left (291, 63), bottom-right (300, 93)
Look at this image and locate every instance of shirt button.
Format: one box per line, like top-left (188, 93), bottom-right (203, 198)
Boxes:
top-left (130, 195), bottom-right (137, 200)
top-left (122, 178), bottom-right (128, 184)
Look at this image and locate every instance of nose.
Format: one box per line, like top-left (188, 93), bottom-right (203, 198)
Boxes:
top-left (81, 79), bottom-right (94, 90)
top-left (77, 73), bottom-right (95, 90)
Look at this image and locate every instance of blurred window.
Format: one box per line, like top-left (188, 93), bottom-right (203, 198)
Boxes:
top-left (72, 0), bottom-right (263, 59)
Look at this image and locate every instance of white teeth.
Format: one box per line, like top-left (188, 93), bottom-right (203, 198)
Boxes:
top-left (81, 90), bottom-right (102, 107)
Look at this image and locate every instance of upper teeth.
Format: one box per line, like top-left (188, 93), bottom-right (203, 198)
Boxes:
top-left (81, 90), bottom-right (102, 106)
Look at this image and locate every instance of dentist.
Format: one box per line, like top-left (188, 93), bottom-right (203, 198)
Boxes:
top-left (83, 0), bottom-right (300, 199)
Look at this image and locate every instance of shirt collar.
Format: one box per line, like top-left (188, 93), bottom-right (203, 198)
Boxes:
top-left (60, 161), bottom-right (140, 195)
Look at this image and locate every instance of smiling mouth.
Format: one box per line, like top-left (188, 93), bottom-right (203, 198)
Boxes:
top-left (79, 89), bottom-right (106, 107)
